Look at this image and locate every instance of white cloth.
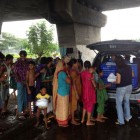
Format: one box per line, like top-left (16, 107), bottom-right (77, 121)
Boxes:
top-left (107, 73), bottom-right (116, 82)
top-left (36, 98), bottom-right (48, 108)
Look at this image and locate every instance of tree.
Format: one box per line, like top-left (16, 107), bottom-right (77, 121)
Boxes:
top-left (0, 32), bottom-right (28, 51)
top-left (0, 32), bottom-right (17, 51)
top-left (26, 21), bottom-right (58, 59)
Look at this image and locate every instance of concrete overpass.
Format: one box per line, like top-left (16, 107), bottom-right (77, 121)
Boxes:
top-left (0, 0), bottom-right (140, 58)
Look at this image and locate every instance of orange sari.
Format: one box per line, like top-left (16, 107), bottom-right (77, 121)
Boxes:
top-left (70, 69), bottom-right (82, 113)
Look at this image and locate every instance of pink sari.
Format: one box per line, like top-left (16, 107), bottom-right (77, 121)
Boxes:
top-left (81, 70), bottom-right (96, 113)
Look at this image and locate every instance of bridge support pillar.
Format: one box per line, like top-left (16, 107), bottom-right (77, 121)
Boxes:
top-left (52, 0), bottom-right (107, 60)
top-left (57, 22), bottom-right (101, 60)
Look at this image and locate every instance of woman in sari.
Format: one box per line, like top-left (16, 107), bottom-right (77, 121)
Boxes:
top-left (53, 60), bottom-right (71, 127)
top-left (81, 61), bottom-right (96, 125)
top-left (69, 58), bottom-right (82, 125)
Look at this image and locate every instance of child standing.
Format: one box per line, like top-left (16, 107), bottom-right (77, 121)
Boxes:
top-left (81, 62), bottom-right (96, 126)
top-left (35, 86), bottom-right (50, 129)
top-left (26, 61), bottom-right (36, 117)
top-left (96, 70), bottom-right (111, 122)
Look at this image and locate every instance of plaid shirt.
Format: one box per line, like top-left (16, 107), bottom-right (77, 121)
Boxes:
top-left (14, 59), bottom-right (29, 83)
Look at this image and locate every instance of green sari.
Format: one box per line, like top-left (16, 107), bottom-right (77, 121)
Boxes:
top-left (97, 78), bottom-right (108, 114)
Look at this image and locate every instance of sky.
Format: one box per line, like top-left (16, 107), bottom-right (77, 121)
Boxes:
top-left (2, 7), bottom-right (140, 42)
top-left (101, 7), bottom-right (140, 41)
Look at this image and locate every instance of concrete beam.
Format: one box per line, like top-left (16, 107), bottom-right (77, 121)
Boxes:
top-left (0, 0), bottom-right (7, 34)
top-left (72, 1), bottom-right (106, 27)
top-left (53, 0), bottom-right (73, 22)
top-left (53, 0), bottom-right (106, 27)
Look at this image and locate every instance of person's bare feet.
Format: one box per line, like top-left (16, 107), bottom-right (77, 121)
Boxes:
top-left (101, 116), bottom-right (108, 119)
top-left (71, 120), bottom-right (80, 125)
top-left (86, 121), bottom-right (95, 126)
top-left (90, 117), bottom-right (96, 122)
top-left (96, 118), bottom-right (105, 122)
top-left (81, 119), bottom-right (85, 123)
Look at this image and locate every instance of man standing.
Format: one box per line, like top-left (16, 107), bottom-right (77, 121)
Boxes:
top-left (0, 54), bottom-right (13, 114)
top-left (14, 50), bottom-right (29, 118)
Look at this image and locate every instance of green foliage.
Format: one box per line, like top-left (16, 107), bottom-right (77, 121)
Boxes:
top-left (26, 21), bottom-right (58, 59)
top-left (0, 21), bottom-right (59, 59)
top-left (0, 32), bottom-right (17, 50)
top-left (0, 32), bottom-right (28, 51)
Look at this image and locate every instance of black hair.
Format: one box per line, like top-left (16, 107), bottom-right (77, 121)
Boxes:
top-left (56, 57), bottom-right (60, 60)
top-left (84, 61), bottom-right (91, 69)
top-left (40, 86), bottom-right (46, 90)
top-left (46, 57), bottom-right (53, 65)
top-left (6, 54), bottom-right (13, 61)
top-left (115, 56), bottom-right (126, 68)
top-left (40, 57), bottom-right (47, 64)
top-left (77, 59), bottom-right (83, 67)
top-left (28, 60), bottom-right (36, 65)
top-left (19, 50), bottom-right (27, 57)
top-left (97, 69), bottom-right (103, 74)
top-left (68, 58), bottom-right (77, 68)
top-left (125, 55), bottom-right (130, 60)
top-left (0, 52), bottom-right (5, 60)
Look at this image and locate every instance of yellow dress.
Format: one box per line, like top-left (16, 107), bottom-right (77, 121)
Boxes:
top-left (36, 93), bottom-right (50, 99)
top-left (36, 93), bottom-right (50, 109)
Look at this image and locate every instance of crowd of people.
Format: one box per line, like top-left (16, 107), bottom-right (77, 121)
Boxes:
top-left (0, 50), bottom-right (133, 129)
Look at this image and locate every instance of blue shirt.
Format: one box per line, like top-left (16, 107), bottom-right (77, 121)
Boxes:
top-left (57, 71), bottom-right (70, 96)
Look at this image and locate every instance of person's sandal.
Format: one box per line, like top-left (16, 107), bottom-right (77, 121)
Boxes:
top-left (115, 121), bottom-right (125, 126)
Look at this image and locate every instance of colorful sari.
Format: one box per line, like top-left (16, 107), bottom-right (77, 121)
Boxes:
top-left (97, 78), bottom-right (108, 114)
top-left (81, 70), bottom-right (96, 113)
top-left (70, 69), bottom-right (82, 113)
top-left (53, 60), bottom-right (70, 126)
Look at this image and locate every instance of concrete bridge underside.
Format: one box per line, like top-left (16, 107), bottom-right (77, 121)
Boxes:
top-left (0, 0), bottom-right (140, 59)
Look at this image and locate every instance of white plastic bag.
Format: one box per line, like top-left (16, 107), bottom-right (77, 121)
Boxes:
top-left (107, 73), bottom-right (116, 82)
top-left (36, 98), bottom-right (48, 108)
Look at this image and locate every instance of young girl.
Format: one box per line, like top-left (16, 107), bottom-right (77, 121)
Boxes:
top-left (81, 62), bottom-right (96, 126)
top-left (35, 86), bottom-right (50, 129)
top-left (96, 70), bottom-right (111, 122)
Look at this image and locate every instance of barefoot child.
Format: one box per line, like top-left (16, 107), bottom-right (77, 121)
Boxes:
top-left (26, 61), bottom-right (36, 117)
top-left (81, 62), bottom-right (96, 126)
top-left (96, 70), bottom-right (111, 122)
top-left (35, 86), bottom-right (50, 129)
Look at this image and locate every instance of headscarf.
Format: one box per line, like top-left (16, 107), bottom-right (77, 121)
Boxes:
top-left (52, 60), bottom-right (65, 112)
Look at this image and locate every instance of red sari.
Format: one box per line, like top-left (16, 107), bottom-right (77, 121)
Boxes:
top-left (81, 70), bottom-right (96, 113)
